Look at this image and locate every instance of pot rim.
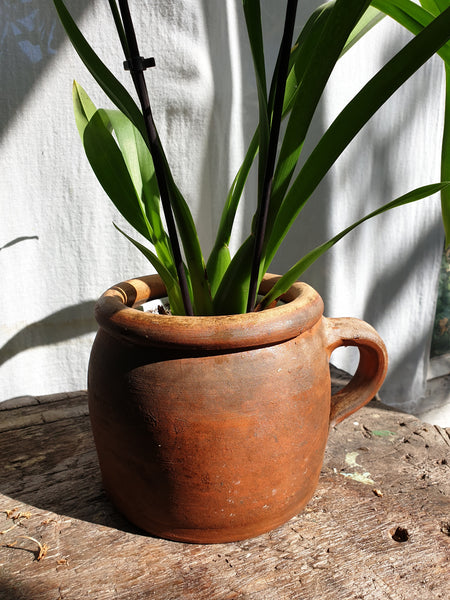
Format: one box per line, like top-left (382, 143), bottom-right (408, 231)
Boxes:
top-left (94, 273), bottom-right (324, 350)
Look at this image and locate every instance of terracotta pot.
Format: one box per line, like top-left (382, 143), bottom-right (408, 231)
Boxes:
top-left (88, 273), bottom-right (387, 543)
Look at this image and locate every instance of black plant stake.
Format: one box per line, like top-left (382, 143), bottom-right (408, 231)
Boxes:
top-left (247, 0), bottom-right (298, 312)
top-left (116, 0), bottom-right (193, 315)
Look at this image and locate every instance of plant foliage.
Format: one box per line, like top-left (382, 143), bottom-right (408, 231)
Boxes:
top-left (53, 0), bottom-right (450, 315)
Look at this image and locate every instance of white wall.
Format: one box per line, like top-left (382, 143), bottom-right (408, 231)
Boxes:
top-left (0, 1), bottom-right (447, 422)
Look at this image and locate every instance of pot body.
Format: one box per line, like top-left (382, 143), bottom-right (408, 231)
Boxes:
top-left (88, 274), bottom-right (387, 543)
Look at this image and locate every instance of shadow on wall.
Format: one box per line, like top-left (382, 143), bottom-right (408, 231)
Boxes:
top-left (0, 236), bottom-right (39, 251)
top-left (0, 301), bottom-right (97, 367)
top-left (0, 237), bottom-right (97, 367)
top-left (0, 0), bottom-right (91, 138)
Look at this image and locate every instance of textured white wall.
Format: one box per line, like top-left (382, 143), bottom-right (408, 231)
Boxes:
top-left (0, 1), bottom-right (447, 421)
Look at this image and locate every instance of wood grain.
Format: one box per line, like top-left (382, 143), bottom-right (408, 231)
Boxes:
top-left (0, 383), bottom-right (449, 599)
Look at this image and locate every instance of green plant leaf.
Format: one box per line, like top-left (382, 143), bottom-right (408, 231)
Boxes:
top-left (420, 0), bottom-right (441, 14)
top-left (73, 81), bottom-right (177, 279)
top-left (342, 6), bottom-right (385, 53)
top-left (107, 0), bottom-right (130, 57)
top-left (167, 182), bottom-right (213, 315)
top-left (264, 6), bottom-right (450, 271)
top-left (82, 109), bottom-right (152, 241)
top-left (208, 131), bottom-right (259, 260)
top-left (72, 80), bottom-right (97, 139)
top-left (214, 0), bottom-right (373, 313)
top-left (372, 1), bottom-right (450, 244)
top-left (372, 0), bottom-right (450, 64)
top-left (103, 108), bottom-right (177, 274)
top-left (243, 0), bottom-right (270, 202)
top-left (259, 182), bottom-right (450, 308)
top-left (55, 0), bottom-right (212, 314)
top-left (53, 0), bottom-right (146, 140)
top-left (208, 1), bottom-right (385, 303)
top-left (113, 224), bottom-right (185, 316)
top-left (268, 0), bottom-right (373, 226)
top-left (212, 236), bottom-right (255, 314)
top-left (442, 62), bottom-right (450, 245)
top-left (206, 244), bottom-right (232, 298)
top-left (281, 2), bottom-right (336, 117)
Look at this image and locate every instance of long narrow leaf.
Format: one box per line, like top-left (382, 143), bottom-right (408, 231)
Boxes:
top-left (55, 0), bottom-right (212, 313)
top-left (117, 0), bottom-right (194, 316)
top-left (420, 0), bottom-right (441, 14)
top-left (259, 182), bottom-right (450, 308)
top-left (114, 224), bottom-right (185, 315)
top-left (208, 1), bottom-right (383, 302)
top-left (213, 0), bottom-right (373, 312)
top-left (74, 81), bottom-right (177, 278)
top-left (441, 62), bottom-right (450, 244)
top-left (247, 0), bottom-right (299, 312)
top-left (372, 0), bottom-right (450, 64)
top-left (107, 0), bottom-right (130, 57)
top-left (166, 182), bottom-right (214, 315)
top-left (243, 0), bottom-right (270, 197)
top-left (342, 6), bottom-right (385, 53)
top-left (53, 0), bottom-right (146, 139)
top-left (372, 1), bottom-right (450, 242)
top-left (268, 0), bottom-right (372, 223)
top-left (264, 6), bottom-right (450, 270)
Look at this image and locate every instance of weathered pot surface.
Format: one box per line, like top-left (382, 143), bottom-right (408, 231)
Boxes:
top-left (88, 273), bottom-right (388, 543)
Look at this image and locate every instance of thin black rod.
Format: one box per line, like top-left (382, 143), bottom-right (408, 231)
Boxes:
top-left (117, 0), bottom-right (194, 316)
top-left (246, 0), bottom-right (298, 312)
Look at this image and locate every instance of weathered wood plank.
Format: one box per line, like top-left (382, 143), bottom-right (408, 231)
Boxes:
top-left (0, 392), bottom-right (89, 433)
top-left (0, 390), bottom-right (449, 600)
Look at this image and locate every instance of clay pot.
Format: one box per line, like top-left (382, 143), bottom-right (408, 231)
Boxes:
top-left (88, 273), bottom-right (387, 543)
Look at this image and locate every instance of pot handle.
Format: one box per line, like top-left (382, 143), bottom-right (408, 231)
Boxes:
top-left (324, 317), bottom-right (388, 427)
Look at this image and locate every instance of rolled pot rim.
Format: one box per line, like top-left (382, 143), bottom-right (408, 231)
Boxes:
top-left (94, 273), bottom-right (324, 350)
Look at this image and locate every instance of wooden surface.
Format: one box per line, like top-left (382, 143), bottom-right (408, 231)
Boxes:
top-left (0, 385), bottom-right (449, 600)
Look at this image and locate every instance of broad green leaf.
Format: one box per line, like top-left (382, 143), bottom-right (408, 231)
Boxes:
top-left (73, 82), bottom-right (176, 276)
top-left (207, 129), bottom-right (259, 287)
top-left (114, 224), bottom-right (185, 316)
top-left (282, 2), bottom-right (336, 116)
top-left (212, 236), bottom-right (255, 315)
top-left (72, 80), bottom-right (97, 139)
top-left (419, 1), bottom-right (448, 16)
top-left (264, 6), bottom-right (450, 271)
top-left (259, 182), bottom-right (450, 308)
top-left (82, 109), bottom-right (152, 242)
top-left (103, 108), bottom-right (176, 273)
top-left (206, 244), bottom-right (232, 298)
top-left (207, 119), bottom-right (262, 298)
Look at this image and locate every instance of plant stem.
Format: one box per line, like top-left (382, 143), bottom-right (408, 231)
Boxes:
top-left (117, 0), bottom-right (193, 315)
top-left (246, 0), bottom-right (298, 312)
